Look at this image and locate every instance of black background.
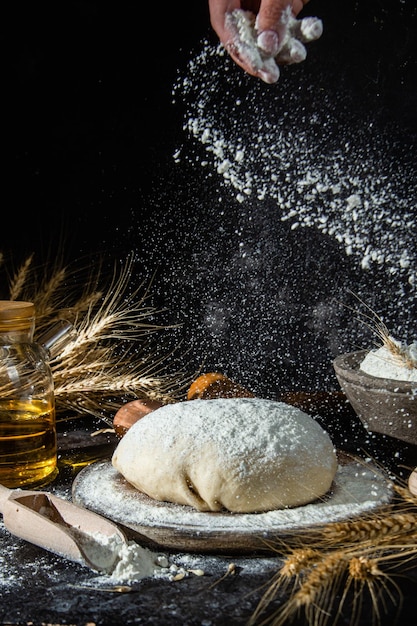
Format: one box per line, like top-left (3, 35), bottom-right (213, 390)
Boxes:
top-left (5, 0), bottom-right (417, 397)
top-left (2, 3), bottom-right (417, 624)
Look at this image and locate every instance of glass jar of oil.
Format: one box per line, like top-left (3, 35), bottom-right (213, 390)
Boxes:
top-left (0, 301), bottom-right (72, 488)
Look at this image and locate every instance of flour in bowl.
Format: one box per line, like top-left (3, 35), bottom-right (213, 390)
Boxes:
top-left (360, 338), bottom-right (417, 382)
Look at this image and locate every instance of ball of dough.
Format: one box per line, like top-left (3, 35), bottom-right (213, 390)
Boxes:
top-left (112, 398), bottom-right (338, 513)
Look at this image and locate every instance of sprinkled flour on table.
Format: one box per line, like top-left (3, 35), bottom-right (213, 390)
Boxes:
top-left (0, 509), bottom-right (279, 587)
top-left (68, 528), bottom-right (169, 581)
top-left (72, 531), bottom-right (205, 583)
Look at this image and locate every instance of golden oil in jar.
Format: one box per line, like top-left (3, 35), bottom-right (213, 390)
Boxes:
top-left (0, 398), bottom-right (57, 487)
top-left (0, 304), bottom-right (74, 487)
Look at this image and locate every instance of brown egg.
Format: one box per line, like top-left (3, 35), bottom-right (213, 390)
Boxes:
top-left (187, 372), bottom-right (255, 400)
top-left (114, 374), bottom-right (255, 438)
top-left (113, 399), bottom-right (163, 438)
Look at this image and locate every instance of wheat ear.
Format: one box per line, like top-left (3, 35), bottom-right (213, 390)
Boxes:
top-left (9, 254), bottom-right (34, 301)
top-left (343, 289), bottom-right (416, 369)
top-left (248, 548), bottom-right (320, 626)
top-left (319, 512), bottom-right (417, 545)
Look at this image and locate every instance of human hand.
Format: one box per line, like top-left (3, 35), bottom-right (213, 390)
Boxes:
top-left (208, 0), bottom-right (323, 84)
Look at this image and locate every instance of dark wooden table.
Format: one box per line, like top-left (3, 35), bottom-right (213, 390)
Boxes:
top-left (1, 395), bottom-right (416, 626)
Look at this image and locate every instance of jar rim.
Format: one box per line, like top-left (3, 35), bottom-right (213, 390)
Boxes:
top-left (0, 301), bottom-right (35, 321)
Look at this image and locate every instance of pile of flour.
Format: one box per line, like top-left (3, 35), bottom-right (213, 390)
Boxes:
top-left (360, 338), bottom-right (417, 382)
top-left (71, 529), bottom-right (200, 583)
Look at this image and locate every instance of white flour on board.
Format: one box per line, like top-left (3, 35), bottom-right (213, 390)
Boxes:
top-left (72, 459), bottom-right (392, 535)
top-left (172, 41), bottom-right (416, 291)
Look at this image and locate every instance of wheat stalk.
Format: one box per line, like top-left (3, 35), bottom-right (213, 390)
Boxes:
top-left (248, 548), bottom-right (320, 626)
top-left (318, 512), bottom-right (417, 545)
top-left (293, 552), bottom-right (347, 615)
top-left (393, 483), bottom-right (417, 506)
top-left (8, 254), bottom-right (34, 301)
top-left (341, 554), bottom-right (402, 626)
top-left (251, 472), bottom-right (417, 626)
top-left (253, 552), bottom-right (347, 626)
top-left (343, 290), bottom-right (417, 370)
top-left (279, 548), bottom-right (320, 580)
top-left (1, 251), bottom-right (192, 423)
top-left (252, 545), bottom-right (409, 626)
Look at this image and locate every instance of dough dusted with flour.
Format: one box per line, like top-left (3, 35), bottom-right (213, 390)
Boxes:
top-left (112, 398), bottom-right (337, 513)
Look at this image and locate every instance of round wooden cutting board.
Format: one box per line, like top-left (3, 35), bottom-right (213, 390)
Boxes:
top-left (72, 455), bottom-right (392, 554)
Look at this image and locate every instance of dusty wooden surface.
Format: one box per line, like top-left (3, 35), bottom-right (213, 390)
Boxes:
top-left (1, 396), bottom-right (417, 625)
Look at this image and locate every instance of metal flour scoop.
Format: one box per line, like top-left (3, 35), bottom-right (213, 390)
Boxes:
top-left (0, 483), bottom-right (129, 573)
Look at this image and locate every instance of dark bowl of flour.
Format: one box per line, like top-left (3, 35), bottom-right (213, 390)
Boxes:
top-left (333, 349), bottom-right (417, 446)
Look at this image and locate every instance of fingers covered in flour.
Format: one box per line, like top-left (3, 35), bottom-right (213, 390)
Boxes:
top-left (225, 9), bottom-right (280, 83)
top-left (224, 7), bottom-right (323, 83)
top-left (274, 9), bottom-right (323, 65)
top-left (290, 16), bottom-right (324, 43)
top-left (275, 38), bottom-right (307, 65)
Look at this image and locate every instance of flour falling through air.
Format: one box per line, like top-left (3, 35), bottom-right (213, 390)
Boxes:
top-left (172, 41), bottom-right (416, 290)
